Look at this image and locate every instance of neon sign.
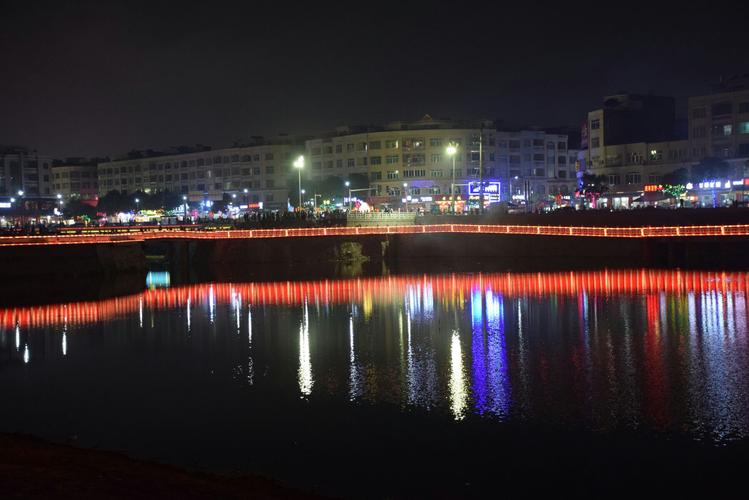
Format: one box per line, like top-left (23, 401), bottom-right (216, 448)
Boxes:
top-left (468, 182), bottom-right (501, 195)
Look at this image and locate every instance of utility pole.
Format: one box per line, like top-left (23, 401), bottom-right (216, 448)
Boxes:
top-left (478, 123), bottom-right (484, 213)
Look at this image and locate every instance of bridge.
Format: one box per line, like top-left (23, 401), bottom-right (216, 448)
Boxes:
top-left (1, 223), bottom-right (749, 247)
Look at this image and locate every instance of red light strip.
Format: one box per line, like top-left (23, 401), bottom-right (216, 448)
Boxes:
top-left (2, 270), bottom-right (747, 329)
top-left (1, 223), bottom-right (749, 247)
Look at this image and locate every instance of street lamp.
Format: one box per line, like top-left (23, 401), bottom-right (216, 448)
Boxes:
top-left (345, 181), bottom-right (351, 211)
top-left (446, 143), bottom-right (458, 213)
top-left (134, 197), bottom-right (140, 212)
top-left (56, 193), bottom-right (62, 200)
top-left (17, 190), bottom-right (24, 197)
top-left (293, 155), bottom-right (304, 210)
top-left (182, 195), bottom-right (188, 220)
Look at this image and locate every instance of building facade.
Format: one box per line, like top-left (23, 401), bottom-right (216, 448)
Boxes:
top-left (585, 94), bottom-right (677, 171)
top-left (688, 75), bottom-right (749, 174)
top-left (304, 116), bottom-right (578, 206)
top-left (0, 147), bottom-right (53, 197)
top-left (97, 141), bottom-right (304, 210)
top-left (52, 163), bottom-right (99, 201)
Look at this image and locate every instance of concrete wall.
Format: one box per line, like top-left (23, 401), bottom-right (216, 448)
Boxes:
top-left (160, 232), bottom-right (749, 271)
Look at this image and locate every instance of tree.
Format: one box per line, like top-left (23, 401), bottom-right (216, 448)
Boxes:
top-left (97, 191), bottom-right (131, 214)
top-left (692, 157), bottom-right (733, 181)
top-left (162, 190), bottom-right (184, 211)
top-left (347, 173), bottom-right (369, 191)
top-left (62, 199), bottom-right (98, 219)
top-left (662, 168), bottom-right (689, 186)
top-left (581, 173), bottom-right (608, 196)
top-left (579, 173), bottom-right (608, 209)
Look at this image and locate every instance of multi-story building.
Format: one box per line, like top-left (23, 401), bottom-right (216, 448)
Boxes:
top-left (304, 116), bottom-right (577, 206)
top-left (581, 94), bottom-right (694, 199)
top-left (52, 160), bottom-right (99, 201)
top-left (584, 94), bottom-right (677, 171)
top-left (591, 139), bottom-right (692, 186)
top-left (0, 146), bottom-right (53, 197)
top-left (97, 140), bottom-right (304, 210)
top-left (688, 74), bottom-right (749, 174)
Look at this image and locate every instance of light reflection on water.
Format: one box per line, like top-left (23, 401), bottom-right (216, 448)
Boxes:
top-left (1, 269), bottom-right (749, 443)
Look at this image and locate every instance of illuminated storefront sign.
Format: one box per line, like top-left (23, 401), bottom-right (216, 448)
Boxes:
top-left (468, 182), bottom-right (500, 195)
top-left (697, 180), bottom-right (734, 190)
top-left (644, 184), bottom-right (663, 192)
top-left (468, 182), bottom-right (501, 202)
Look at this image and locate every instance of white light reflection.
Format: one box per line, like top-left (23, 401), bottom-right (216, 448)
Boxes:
top-left (209, 285), bottom-right (216, 323)
top-left (15, 323), bottom-right (20, 351)
top-left (406, 310), bottom-right (416, 404)
top-left (449, 330), bottom-right (467, 420)
top-left (349, 315), bottom-right (361, 400)
top-left (23, 343), bottom-right (29, 364)
top-left (186, 297), bottom-right (191, 332)
top-left (138, 297), bottom-right (143, 328)
top-left (63, 314), bottom-right (68, 357)
top-left (233, 289), bottom-right (242, 333)
top-left (298, 299), bottom-right (313, 396)
top-left (246, 307), bottom-right (254, 385)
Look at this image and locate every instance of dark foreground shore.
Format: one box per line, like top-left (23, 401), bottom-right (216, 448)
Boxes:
top-left (0, 434), bottom-right (320, 499)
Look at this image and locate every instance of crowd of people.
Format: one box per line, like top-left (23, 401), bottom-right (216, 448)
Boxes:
top-left (0, 209), bottom-right (354, 236)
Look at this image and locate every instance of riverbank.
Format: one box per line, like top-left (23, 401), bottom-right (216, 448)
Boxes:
top-left (0, 433), bottom-right (320, 499)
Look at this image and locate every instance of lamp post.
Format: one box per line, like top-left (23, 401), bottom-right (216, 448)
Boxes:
top-left (182, 195), bottom-right (188, 220)
top-left (345, 181), bottom-right (351, 211)
top-left (293, 155), bottom-right (304, 210)
top-left (134, 197), bottom-right (140, 213)
top-left (243, 188), bottom-right (248, 206)
top-left (510, 175), bottom-right (519, 202)
top-left (446, 144), bottom-right (458, 213)
top-left (314, 193), bottom-right (322, 210)
top-left (301, 189), bottom-right (306, 208)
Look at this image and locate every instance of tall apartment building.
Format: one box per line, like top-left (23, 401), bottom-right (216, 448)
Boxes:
top-left (0, 146), bottom-right (53, 197)
top-left (304, 116), bottom-right (578, 204)
top-left (52, 160), bottom-right (99, 201)
top-left (97, 140), bottom-right (304, 210)
top-left (688, 74), bottom-right (749, 174)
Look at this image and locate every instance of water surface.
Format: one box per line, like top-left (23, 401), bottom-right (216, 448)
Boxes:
top-left (2, 269), bottom-right (748, 496)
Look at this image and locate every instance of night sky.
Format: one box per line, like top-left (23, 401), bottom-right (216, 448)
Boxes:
top-left (2, 1), bottom-right (748, 157)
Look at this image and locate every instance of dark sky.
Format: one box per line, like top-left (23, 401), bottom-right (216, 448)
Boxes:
top-left (1, 0), bottom-right (748, 157)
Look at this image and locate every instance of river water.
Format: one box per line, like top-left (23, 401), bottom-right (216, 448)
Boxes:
top-left (2, 269), bottom-right (748, 496)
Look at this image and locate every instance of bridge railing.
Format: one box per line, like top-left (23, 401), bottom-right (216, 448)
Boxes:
top-left (346, 212), bottom-right (417, 227)
top-left (2, 223), bottom-right (749, 247)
